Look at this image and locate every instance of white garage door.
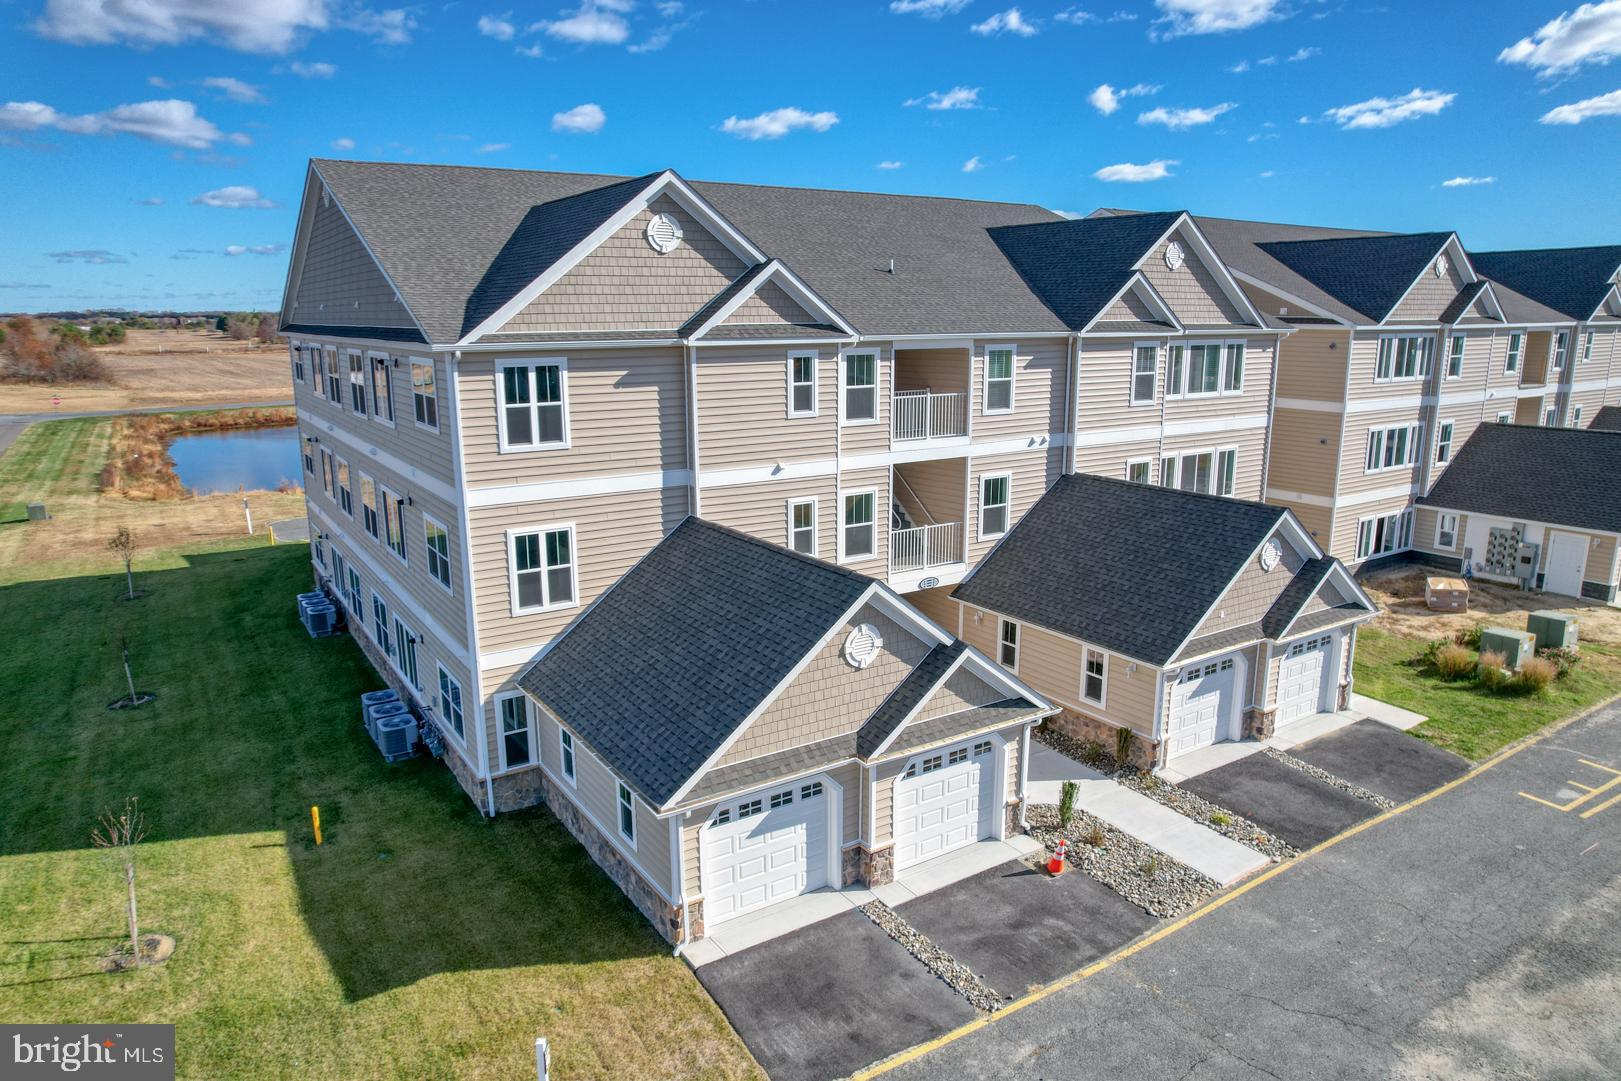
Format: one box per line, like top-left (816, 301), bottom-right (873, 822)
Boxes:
top-left (894, 739), bottom-right (996, 872)
top-left (1166, 656), bottom-right (1238, 758)
top-left (1545, 531), bottom-right (1588, 598)
top-left (702, 780), bottom-right (828, 926)
top-left (1277, 633), bottom-right (1334, 726)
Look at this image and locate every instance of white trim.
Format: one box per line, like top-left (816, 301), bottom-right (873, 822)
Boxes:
top-left (1227, 268), bottom-right (1347, 324)
top-left (367, 350), bottom-right (397, 428)
top-left (495, 356), bottom-right (571, 454)
top-left (1129, 341), bottom-right (1159, 406)
top-left (686, 260), bottom-right (856, 341)
top-left (977, 471), bottom-right (1011, 540)
top-left (997, 617), bottom-right (1020, 673)
top-left (1379, 235), bottom-right (1469, 324)
top-left (838, 487), bottom-right (879, 563)
top-left (1071, 411), bottom-right (1269, 447)
top-left (786, 349), bottom-right (819, 418)
top-left (838, 346), bottom-right (881, 426)
top-left (981, 343), bottom-right (1017, 415)
top-left (1434, 510), bottom-right (1460, 551)
top-left (494, 690), bottom-right (537, 772)
top-left (1078, 273), bottom-right (1183, 336)
top-left (434, 661), bottom-right (469, 749)
top-left (786, 495), bottom-right (819, 556)
top-left (295, 406), bottom-right (458, 504)
top-left (308, 503), bottom-right (464, 651)
top-left (466, 468), bottom-right (691, 508)
top-left (1125, 456), bottom-right (1153, 484)
top-left (1080, 646), bottom-right (1108, 708)
top-left (557, 724), bottom-right (578, 786)
top-left (408, 355), bottom-right (441, 432)
top-left (445, 351), bottom-right (491, 803)
top-left (421, 512), bottom-right (455, 594)
top-left (1147, 215), bottom-right (1271, 330)
top-left (505, 522), bottom-right (581, 617)
top-left (616, 778), bottom-right (639, 849)
top-left (480, 641), bottom-right (550, 670)
top-left (867, 650), bottom-right (974, 760)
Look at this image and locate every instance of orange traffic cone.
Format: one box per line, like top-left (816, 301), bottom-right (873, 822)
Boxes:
top-left (1047, 838), bottom-right (1068, 876)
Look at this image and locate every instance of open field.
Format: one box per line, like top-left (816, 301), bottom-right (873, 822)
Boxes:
top-left (0, 329), bottom-right (291, 414)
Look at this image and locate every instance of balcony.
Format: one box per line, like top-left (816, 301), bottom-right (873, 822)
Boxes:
top-left (891, 521), bottom-right (963, 573)
top-left (892, 390), bottom-right (968, 441)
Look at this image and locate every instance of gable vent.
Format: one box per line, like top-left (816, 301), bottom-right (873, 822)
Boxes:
top-left (645, 212), bottom-right (683, 254)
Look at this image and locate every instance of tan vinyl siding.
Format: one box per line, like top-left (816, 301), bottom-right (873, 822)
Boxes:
top-left (1101, 289), bottom-right (1158, 323)
top-left (839, 342), bottom-right (892, 458)
top-left (289, 190), bottom-right (416, 329)
top-left (965, 448), bottom-right (1059, 566)
top-left (502, 196), bottom-right (745, 333)
top-left (1289, 502), bottom-right (1335, 551)
top-left (468, 485), bottom-right (685, 653)
top-left (894, 347), bottom-right (970, 395)
top-left (1140, 232), bottom-right (1247, 326)
top-left (1411, 506), bottom-right (1463, 558)
top-left (1586, 534), bottom-right (1617, 585)
top-left (894, 457), bottom-right (966, 527)
top-left (1076, 338), bottom-right (1144, 427)
top-left (723, 280), bottom-right (814, 326)
top-left (917, 665), bottom-right (1006, 721)
top-left (456, 346), bottom-right (687, 487)
top-left (698, 475), bottom-right (838, 557)
top-left (838, 465), bottom-right (891, 575)
top-left (1159, 426), bottom-right (1268, 502)
top-left (1161, 336), bottom-right (1275, 424)
top-left (1338, 401), bottom-right (1426, 499)
top-left (903, 585), bottom-right (961, 631)
top-left (1266, 407), bottom-right (1342, 498)
top-left (1273, 327), bottom-right (1350, 402)
top-left (1389, 253), bottom-right (1466, 324)
top-left (872, 758), bottom-right (904, 846)
top-left (1330, 493), bottom-right (1413, 563)
top-left (294, 346), bottom-right (457, 488)
top-left (971, 338), bottom-right (1067, 441)
top-left (696, 345), bottom-right (837, 471)
top-left (717, 605), bottom-right (931, 767)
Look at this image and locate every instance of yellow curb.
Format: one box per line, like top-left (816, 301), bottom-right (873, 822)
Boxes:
top-left (849, 695), bottom-right (1619, 1081)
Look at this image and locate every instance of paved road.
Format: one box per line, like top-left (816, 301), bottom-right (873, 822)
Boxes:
top-left (889, 701), bottom-right (1621, 1081)
top-left (0, 400), bottom-right (293, 460)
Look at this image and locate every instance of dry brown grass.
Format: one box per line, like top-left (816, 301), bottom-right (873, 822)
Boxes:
top-left (1361, 564), bottom-right (1621, 646)
top-left (0, 329), bottom-right (291, 414)
top-left (99, 407), bottom-right (296, 500)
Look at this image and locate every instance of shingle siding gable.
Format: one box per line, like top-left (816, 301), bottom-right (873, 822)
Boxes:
top-left (290, 188), bottom-right (416, 330)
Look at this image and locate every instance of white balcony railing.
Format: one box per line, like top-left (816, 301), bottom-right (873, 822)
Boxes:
top-left (892, 390), bottom-right (967, 441)
top-left (890, 521), bottom-right (963, 574)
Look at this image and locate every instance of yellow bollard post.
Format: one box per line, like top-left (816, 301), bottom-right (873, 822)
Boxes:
top-left (311, 805), bottom-right (323, 846)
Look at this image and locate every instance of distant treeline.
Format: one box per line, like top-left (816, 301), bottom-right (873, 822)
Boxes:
top-left (1, 315), bottom-right (111, 383)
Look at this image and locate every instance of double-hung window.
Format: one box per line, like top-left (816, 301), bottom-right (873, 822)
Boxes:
top-left (370, 354), bottom-right (393, 423)
top-left (1166, 345), bottom-right (1185, 397)
top-left (499, 694), bottom-right (532, 769)
top-left (1375, 335), bottom-right (1432, 381)
top-left (381, 487), bottom-right (406, 561)
top-left (411, 359), bottom-right (439, 429)
top-left (980, 474), bottom-right (1010, 538)
top-left (1365, 424), bottom-right (1423, 472)
top-left (559, 728), bottom-right (576, 783)
top-left (1216, 448), bottom-right (1236, 496)
top-left (345, 567), bottom-right (362, 614)
top-left (437, 666), bottom-right (464, 740)
top-left (1222, 343), bottom-right (1245, 392)
top-left (1185, 344), bottom-right (1222, 395)
top-left (1505, 333), bottom-right (1522, 373)
top-left (1436, 421), bottom-right (1454, 463)
top-left (335, 458), bottom-right (352, 516)
top-left (302, 441), bottom-right (315, 478)
top-left (360, 476), bottom-right (379, 539)
top-left (984, 346), bottom-right (1014, 412)
top-left (1126, 459), bottom-right (1151, 484)
top-left (424, 517), bottom-right (452, 589)
top-left (617, 781), bottom-right (636, 845)
top-left (787, 353), bottom-right (817, 417)
top-left (1436, 512), bottom-right (1459, 550)
top-left (843, 352), bottom-right (877, 422)
top-left (842, 491), bottom-right (876, 560)
top-left (1130, 345), bottom-right (1156, 405)
top-left (997, 619), bottom-right (1019, 671)
top-left (1159, 454), bottom-right (1177, 487)
top-left (499, 360), bottom-right (567, 450)
top-left (331, 551), bottom-right (346, 596)
top-left (1572, 405), bottom-right (1584, 428)
top-left (1082, 648), bottom-right (1106, 705)
top-left (291, 345), bottom-right (305, 384)
top-left (324, 348), bottom-right (343, 402)
top-left (1496, 411), bottom-right (1512, 424)
top-left (510, 526), bottom-right (576, 612)
top-left (1553, 330), bottom-right (1569, 370)
top-left (394, 617), bottom-right (421, 689)
top-left (1179, 451), bottom-right (1213, 494)
top-left (371, 593), bottom-right (391, 655)
top-left (788, 498), bottom-right (817, 555)
top-left (1545, 406), bottom-right (1557, 427)
top-left (347, 352), bottom-right (368, 415)
top-left (1446, 335), bottom-right (1464, 378)
top-left (319, 449), bottom-right (335, 500)
top-left (1582, 331), bottom-right (1594, 364)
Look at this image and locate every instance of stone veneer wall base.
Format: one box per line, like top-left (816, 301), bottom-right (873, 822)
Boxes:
top-left (1046, 707), bottom-right (1160, 771)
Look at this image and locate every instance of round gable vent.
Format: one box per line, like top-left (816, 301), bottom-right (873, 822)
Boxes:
top-left (1259, 539), bottom-right (1282, 572)
top-left (1435, 254), bottom-right (1449, 278)
top-left (1165, 240), bottom-right (1185, 272)
top-left (843, 623), bottom-right (884, 670)
top-left (645, 212), bottom-right (683, 254)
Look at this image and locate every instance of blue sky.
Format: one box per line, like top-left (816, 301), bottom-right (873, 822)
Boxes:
top-left (3, 0), bottom-right (1620, 312)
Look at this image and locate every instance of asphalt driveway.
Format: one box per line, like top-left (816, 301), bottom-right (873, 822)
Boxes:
top-left (1180, 753), bottom-right (1381, 849)
top-left (1291, 718), bottom-right (1470, 803)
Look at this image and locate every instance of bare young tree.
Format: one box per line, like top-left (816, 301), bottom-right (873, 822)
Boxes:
top-left (91, 797), bottom-right (149, 968)
top-left (107, 526), bottom-right (136, 599)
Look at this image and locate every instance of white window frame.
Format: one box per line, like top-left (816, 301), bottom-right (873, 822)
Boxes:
top-left (323, 347), bottom-right (343, 404)
top-left (423, 513), bottom-right (454, 593)
top-left (496, 357), bottom-right (571, 453)
top-left (1552, 330), bottom-right (1568, 370)
top-left (558, 727), bottom-right (577, 786)
top-left (1165, 344), bottom-right (1185, 399)
top-left (786, 351), bottom-right (818, 418)
top-left (978, 472), bottom-right (1011, 540)
top-left (393, 614), bottom-right (421, 690)
top-left (1505, 332), bottom-right (1522, 373)
top-left (1222, 341), bottom-right (1245, 394)
top-left (1125, 458), bottom-right (1152, 484)
top-left (1355, 508), bottom-right (1413, 560)
top-left (1446, 334), bottom-right (1464, 379)
top-left (1082, 647), bottom-right (1107, 707)
top-left (1544, 406), bottom-right (1557, 427)
top-left (347, 349), bottom-right (368, 416)
top-left (506, 523), bottom-right (579, 616)
top-left (997, 618), bottom-right (1019, 672)
top-left (839, 349), bottom-right (879, 425)
top-left (616, 779), bottom-right (637, 847)
top-left (1496, 411), bottom-right (1512, 424)
top-left (1374, 334), bottom-right (1433, 383)
top-left (368, 351), bottom-right (395, 426)
top-left (983, 344), bottom-right (1016, 414)
top-left (1129, 342), bottom-right (1157, 406)
top-left (839, 488), bottom-right (878, 562)
top-left (1436, 420), bottom-right (1454, 464)
top-left (496, 691), bottom-right (535, 772)
top-left (334, 456), bottom-right (353, 516)
top-left (370, 591), bottom-right (392, 656)
top-left (290, 343), bottom-right (305, 384)
top-left (345, 566), bottom-right (362, 614)
top-left (410, 357), bottom-right (440, 431)
top-left (1435, 512), bottom-right (1459, 551)
top-left (319, 449), bottom-right (335, 500)
top-left (360, 474), bottom-right (379, 539)
top-left (1364, 423), bottom-right (1424, 474)
top-left (786, 497), bottom-right (818, 556)
top-left (1216, 447), bottom-right (1236, 496)
top-left (380, 484), bottom-right (407, 564)
top-left (1159, 454), bottom-right (1176, 487)
top-left (1177, 341), bottom-right (1224, 398)
top-left (1582, 330), bottom-right (1594, 363)
top-left (1571, 405), bottom-right (1584, 428)
top-left (1164, 447), bottom-right (1218, 493)
top-left (436, 664), bottom-right (465, 744)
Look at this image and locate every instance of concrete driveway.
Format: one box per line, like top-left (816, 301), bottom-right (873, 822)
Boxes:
top-left (1179, 753), bottom-right (1381, 849)
top-left (1291, 718), bottom-right (1469, 803)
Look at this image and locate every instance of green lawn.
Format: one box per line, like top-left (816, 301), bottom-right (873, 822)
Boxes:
top-left (1354, 626), bottom-right (1621, 761)
top-left (0, 543), bottom-right (759, 1081)
top-left (0, 416), bottom-right (108, 525)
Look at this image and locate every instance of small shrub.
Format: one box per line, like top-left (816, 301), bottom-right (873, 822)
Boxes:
top-left (1455, 622), bottom-right (1485, 650)
top-left (1511, 655), bottom-right (1557, 695)
top-left (1114, 726), bottom-right (1135, 765)
top-left (1538, 646), bottom-right (1581, 678)
top-left (1058, 780), bottom-right (1079, 828)
top-left (1477, 650), bottom-right (1510, 690)
top-left (1080, 825), bottom-right (1106, 847)
top-left (1432, 643), bottom-right (1476, 682)
top-left (1140, 855), bottom-right (1160, 877)
top-left (1209, 811), bottom-right (1232, 827)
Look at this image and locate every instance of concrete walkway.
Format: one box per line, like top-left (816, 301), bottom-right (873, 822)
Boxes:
top-left (1350, 690), bottom-right (1427, 730)
top-left (0, 399), bottom-right (294, 460)
top-left (1026, 745), bottom-right (1268, 885)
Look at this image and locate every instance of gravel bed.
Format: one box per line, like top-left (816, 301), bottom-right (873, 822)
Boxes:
top-left (1034, 727), bottom-right (1298, 862)
top-left (1262, 747), bottom-right (1397, 810)
top-left (1026, 804), bottom-right (1218, 918)
top-left (859, 899), bottom-right (1006, 1012)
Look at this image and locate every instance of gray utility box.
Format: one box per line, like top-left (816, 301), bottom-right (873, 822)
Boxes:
top-left (26, 503), bottom-right (49, 521)
top-left (1526, 610), bottom-right (1578, 651)
top-left (1480, 627), bottom-right (1536, 669)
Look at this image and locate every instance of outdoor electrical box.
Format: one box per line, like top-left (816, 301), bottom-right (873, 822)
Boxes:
top-left (1480, 627), bottom-right (1536, 669)
top-left (1526, 611), bottom-right (1578, 651)
top-left (26, 503), bottom-right (48, 521)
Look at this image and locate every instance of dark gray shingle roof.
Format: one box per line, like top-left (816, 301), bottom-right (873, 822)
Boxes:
top-left (1471, 246), bottom-right (1621, 321)
top-left (283, 322), bottom-right (426, 343)
top-left (1418, 424), bottom-right (1621, 534)
top-left (1255, 232), bottom-right (1454, 324)
top-left (857, 642), bottom-right (966, 758)
top-left (952, 474), bottom-right (1287, 666)
top-left (986, 211), bottom-right (1188, 330)
top-left (1590, 405), bottom-right (1621, 432)
top-left (1262, 557), bottom-right (1336, 639)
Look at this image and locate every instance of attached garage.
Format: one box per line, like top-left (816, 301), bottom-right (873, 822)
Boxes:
top-left (701, 778), bottom-right (834, 926)
top-left (892, 738), bottom-right (999, 872)
top-left (1275, 632), bottom-right (1337, 726)
top-left (1164, 655), bottom-right (1242, 758)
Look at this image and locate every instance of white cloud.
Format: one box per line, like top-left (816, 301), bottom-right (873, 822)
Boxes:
top-left (552, 102), bottom-right (606, 133)
top-left (1287, 45), bottom-right (1319, 61)
top-left (1154, 0), bottom-right (1282, 37)
top-left (1138, 101), bottom-right (1237, 128)
top-left (1540, 87), bottom-right (1621, 123)
top-left (289, 60), bottom-right (336, 78)
top-left (1323, 88), bottom-right (1455, 129)
top-left (1442, 175), bottom-right (1496, 187)
top-left (0, 97), bottom-right (240, 149)
top-left (135, 196), bottom-right (164, 205)
top-left (225, 243), bottom-right (285, 256)
top-left (721, 107), bottom-right (838, 140)
top-left (1228, 59), bottom-right (1250, 72)
top-left (225, 131), bottom-right (253, 146)
top-left (34, 0), bottom-right (328, 54)
top-left (1055, 7), bottom-right (1095, 24)
top-left (201, 76), bottom-right (266, 104)
top-left (478, 12), bottom-right (516, 40)
top-left (877, 160), bottom-right (904, 169)
top-left (190, 185), bottom-right (276, 208)
top-left (1087, 82), bottom-right (1159, 115)
top-left (1499, 1), bottom-right (1621, 77)
top-left (905, 86), bottom-right (982, 110)
top-left (331, 136), bottom-right (355, 150)
top-left (49, 249), bottom-right (128, 264)
top-left (344, 8), bottom-right (415, 45)
top-left (477, 142), bottom-right (511, 153)
top-left (889, 0), bottom-right (971, 14)
top-left (535, 3), bottom-right (631, 44)
top-left (1258, 169), bottom-right (1274, 177)
top-left (971, 8), bottom-right (1038, 35)
top-left (516, 43), bottom-right (544, 56)
top-left (147, 75), bottom-right (171, 88)
top-left (962, 155), bottom-right (985, 172)
top-left (1093, 158), bottom-right (1178, 182)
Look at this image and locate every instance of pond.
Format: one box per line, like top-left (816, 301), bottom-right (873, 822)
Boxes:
top-left (169, 426), bottom-right (303, 495)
